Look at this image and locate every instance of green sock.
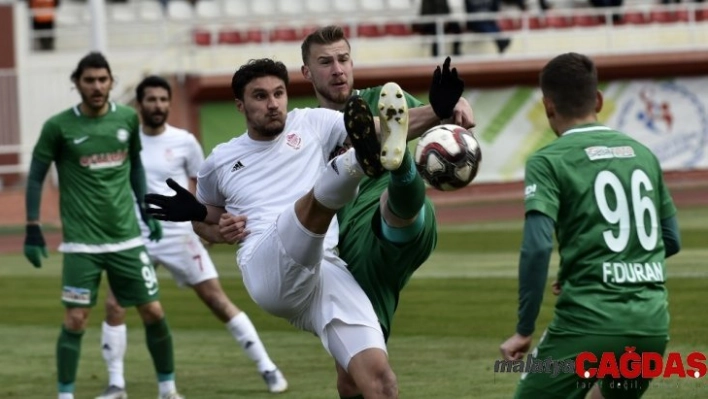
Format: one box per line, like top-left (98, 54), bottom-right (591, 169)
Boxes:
top-left (56, 325), bottom-right (84, 390)
top-left (145, 318), bottom-right (175, 377)
top-left (340, 395), bottom-right (364, 399)
top-left (387, 149), bottom-right (426, 219)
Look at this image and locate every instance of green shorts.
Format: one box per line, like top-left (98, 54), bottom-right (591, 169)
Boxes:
top-left (61, 246), bottom-right (160, 308)
top-left (513, 329), bottom-right (669, 399)
top-left (339, 199), bottom-right (437, 338)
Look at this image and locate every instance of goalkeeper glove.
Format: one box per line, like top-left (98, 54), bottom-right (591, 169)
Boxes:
top-left (24, 224), bottom-right (48, 268)
top-left (428, 56), bottom-right (465, 120)
top-left (145, 178), bottom-right (207, 222)
top-left (144, 216), bottom-right (163, 242)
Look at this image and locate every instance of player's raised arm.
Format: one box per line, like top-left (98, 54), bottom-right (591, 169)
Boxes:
top-left (403, 57), bottom-right (471, 140)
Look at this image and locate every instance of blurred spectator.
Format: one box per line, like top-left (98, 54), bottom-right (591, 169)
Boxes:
top-left (589, 0), bottom-right (622, 8)
top-left (29, 0), bottom-right (59, 51)
top-left (588, 0), bottom-right (622, 23)
top-left (414, 0), bottom-right (462, 57)
top-left (464, 0), bottom-right (510, 54)
top-left (501, 0), bottom-right (551, 11)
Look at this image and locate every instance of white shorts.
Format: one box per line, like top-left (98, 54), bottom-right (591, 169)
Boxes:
top-left (238, 209), bottom-right (386, 369)
top-left (145, 234), bottom-right (218, 287)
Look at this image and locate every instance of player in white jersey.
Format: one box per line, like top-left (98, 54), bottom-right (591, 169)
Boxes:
top-left (96, 76), bottom-right (287, 399)
top-left (144, 58), bottom-right (452, 399)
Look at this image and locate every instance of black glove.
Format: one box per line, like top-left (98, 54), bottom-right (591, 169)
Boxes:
top-left (429, 56), bottom-right (465, 120)
top-left (145, 178), bottom-right (207, 222)
top-left (24, 224), bottom-right (48, 268)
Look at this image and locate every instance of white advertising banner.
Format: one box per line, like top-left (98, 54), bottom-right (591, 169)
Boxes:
top-left (466, 77), bottom-right (708, 183)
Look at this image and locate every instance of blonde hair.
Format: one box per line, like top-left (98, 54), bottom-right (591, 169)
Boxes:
top-left (301, 25), bottom-right (351, 64)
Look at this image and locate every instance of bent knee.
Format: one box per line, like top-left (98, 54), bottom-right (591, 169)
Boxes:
top-left (64, 307), bottom-right (90, 331)
top-left (136, 301), bottom-right (164, 323)
top-left (360, 365), bottom-right (398, 398)
top-left (104, 296), bottom-right (126, 322)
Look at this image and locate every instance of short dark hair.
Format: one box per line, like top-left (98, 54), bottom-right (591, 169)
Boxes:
top-left (231, 58), bottom-right (289, 100)
top-left (539, 52), bottom-right (598, 119)
top-left (71, 51), bottom-right (112, 81)
top-left (136, 75), bottom-right (172, 103)
top-left (301, 25), bottom-right (350, 65)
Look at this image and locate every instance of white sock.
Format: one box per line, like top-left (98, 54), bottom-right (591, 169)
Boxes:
top-left (101, 322), bottom-right (127, 388)
top-left (158, 380), bottom-right (176, 396)
top-left (58, 393), bottom-right (74, 399)
top-left (227, 312), bottom-right (277, 373)
top-left (313, 148), bottom-right (363, 210)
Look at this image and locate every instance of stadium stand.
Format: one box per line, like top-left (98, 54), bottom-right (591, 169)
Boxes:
top-left (42, 0), bottom-right (708, 59)
top-left (3, 0), bottom-right (708, 187)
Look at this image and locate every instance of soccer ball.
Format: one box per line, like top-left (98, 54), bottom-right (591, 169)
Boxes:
top-left (414, 124), bottom-right (482, 191)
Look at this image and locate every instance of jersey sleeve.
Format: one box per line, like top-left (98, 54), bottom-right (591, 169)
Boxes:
top-left (310, 108), bottom-right (347, 158)
top-left (404, 90), bottom-right (424, 108)
top-left (128, 111), bottom-right (141, 155)
top-left (523, 154), bottom-right (560, 221)
top-left (657, 169), bottom-right (677, 220)
top-left (196, 150), bottom-right (225, 207)
top-left (32, 118), bottom-right (62, 163)
top-left (185, 134), bottom-right (205, 178)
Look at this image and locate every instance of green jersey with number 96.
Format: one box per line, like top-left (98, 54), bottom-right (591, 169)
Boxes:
top-left (524, 123), bottom-right (676, 336)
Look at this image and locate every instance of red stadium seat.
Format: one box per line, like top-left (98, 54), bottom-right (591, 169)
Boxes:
top-left (300, 24), bottom-right (319, 39)
top-left (697, 7), bottom-right (708, 21)
top-left (573, 14), bottom-right (602, 27)
top-left (546, 13), bottom-right (573, 29)
top-left (217, 29), bottom-right (244, 45)
top-left (357, 23), bottom-right (383, 37)
top-left (193, 29), bottom-right (212, 46)
top-left (622, 11), bottom-right (649, 25)
top-left (271, 27), bottom-right (298, 42)
top-left (383, 23), bottom-right (412, 36)
top-left (527, 15), bottom-right (547, 30)
top-left (650, 9), bottom-right (678, 24)
top-left (244, 28), bottom-right (264, 43)
top-left (675, 7), bottom-right (692, 22)
top-left (498, 17), bottom-right (521, 31)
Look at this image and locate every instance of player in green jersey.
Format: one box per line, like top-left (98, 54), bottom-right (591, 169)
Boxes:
top-left (23, 52), bottom-right (184, 399)
top-left (298, 24), bottom-right (474, 338)
top-left (299, 25), bottom-right (474, 399)
top-left (499, 52), bottom-right (681, 399)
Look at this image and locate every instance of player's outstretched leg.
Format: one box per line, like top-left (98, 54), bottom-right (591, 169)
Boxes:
top-left (378, 83), bottom-right (426, 240)
top-left (311, 95), bottom-right (384, 213)
top-left (381, 145), bottom-right (427, 237)
top-left (343, 94), bottom-right (385, 178)
top-left (378, 82), bottom-right (409, 171)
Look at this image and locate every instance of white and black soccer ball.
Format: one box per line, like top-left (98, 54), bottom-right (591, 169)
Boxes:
top-left (414, 124), bottom-right (482, 191)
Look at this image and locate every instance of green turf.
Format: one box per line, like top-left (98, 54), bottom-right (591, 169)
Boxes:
top-left (2, 221), bottom-right (707, 398)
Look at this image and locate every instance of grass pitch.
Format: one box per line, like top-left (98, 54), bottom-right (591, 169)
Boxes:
top-left (1, 213), bottom-right (707, 398)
